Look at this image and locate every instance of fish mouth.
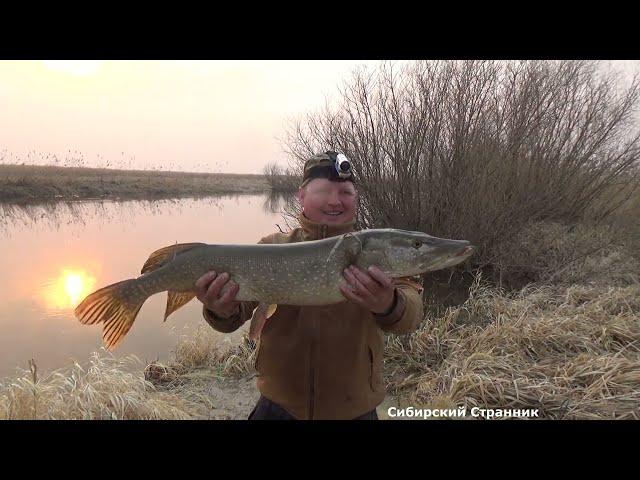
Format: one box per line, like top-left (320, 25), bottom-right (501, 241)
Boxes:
top-left (423, 244), bottom-right (475, 271)
top-left (454, 245), bottom-right (475, 257)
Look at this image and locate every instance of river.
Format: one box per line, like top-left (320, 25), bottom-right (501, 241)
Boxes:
top-left (0, 194), bottom-right (294, 378)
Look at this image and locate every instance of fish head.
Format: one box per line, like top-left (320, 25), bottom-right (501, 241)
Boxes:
top-left (357, 229), bottom-right (475, 277)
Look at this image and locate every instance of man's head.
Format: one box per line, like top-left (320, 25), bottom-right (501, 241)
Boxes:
top-left (298, 151), bottom-right (358, 224)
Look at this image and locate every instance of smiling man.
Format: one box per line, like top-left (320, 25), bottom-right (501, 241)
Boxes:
top-left (195, 151), bottom-right (425, 420)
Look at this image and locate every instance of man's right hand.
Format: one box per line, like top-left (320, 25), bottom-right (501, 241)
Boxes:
top-left (195, 271), bottom-right (241, 319)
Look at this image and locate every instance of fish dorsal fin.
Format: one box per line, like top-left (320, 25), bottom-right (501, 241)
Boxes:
top-left (326, 232), bottom-right (362, 266)
top-left (164, 291), bottom-right (197, 321)
top-left (141, 242), bottom-right (207, 275)
top-left (248, 302), bottom-right (278, 342)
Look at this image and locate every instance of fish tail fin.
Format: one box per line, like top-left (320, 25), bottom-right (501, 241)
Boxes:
top-left (141, 242), bottom-right (207, 274)
top-left (74, 278), bottom-right (147, 351)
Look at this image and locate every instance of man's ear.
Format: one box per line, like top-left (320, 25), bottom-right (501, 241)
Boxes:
top-left (297, 186), bottom-right (305, 204)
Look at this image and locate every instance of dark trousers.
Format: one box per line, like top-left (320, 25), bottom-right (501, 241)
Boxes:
top-left (248, 395), bottom-right (379, 420)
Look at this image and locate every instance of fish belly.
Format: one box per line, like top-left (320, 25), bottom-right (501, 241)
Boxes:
top-left (232, 270), bottom-right (344, 305)
top-left (161, 244), bottom-right (348, 305)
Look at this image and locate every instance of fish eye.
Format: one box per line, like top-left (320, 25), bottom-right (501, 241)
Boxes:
top-left (412, 240), bottom-right (422, 249)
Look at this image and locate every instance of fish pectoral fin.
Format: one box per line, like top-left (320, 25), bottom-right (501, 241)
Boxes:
top-left (248, 303), bottom-right (278, 342)
top-left (265, 303), bottom-right (278, 318)
top-left (141, 242), bottom-right (207, 275)
top-left (164, 291), bottom-right (196, 322)
top-left (326, 233), bottom-right (362, 265)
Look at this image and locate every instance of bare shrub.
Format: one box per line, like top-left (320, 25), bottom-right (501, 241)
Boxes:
top-left (262, 161), bottom-right (300, 193)
top-left (283, 60), bottom-right (640, 290)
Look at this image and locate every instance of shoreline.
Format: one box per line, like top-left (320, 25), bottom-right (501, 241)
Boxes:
top-left (0, 164), bottom-right (274, 204)
top-left (0, 191), bottom-right (268, 207)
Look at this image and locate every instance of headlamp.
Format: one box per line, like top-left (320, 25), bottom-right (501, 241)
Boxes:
top-left (335, 153), bottom-right (351, 178)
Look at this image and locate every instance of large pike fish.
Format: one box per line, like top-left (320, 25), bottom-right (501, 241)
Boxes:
top-left (74, 229), bottom-right (475, 351)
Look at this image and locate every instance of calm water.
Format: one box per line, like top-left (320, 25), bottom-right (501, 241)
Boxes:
top-left (0, 194), bottom-right (290, 378)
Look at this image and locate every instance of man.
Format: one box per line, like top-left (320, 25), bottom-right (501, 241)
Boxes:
top-left (195, 151), bottom-right (424, 420)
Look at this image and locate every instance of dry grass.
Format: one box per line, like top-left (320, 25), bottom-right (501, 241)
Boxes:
top-left (0, 351), bottom-right (203, 419)
top-left (491, 220), bottom-right (640, 288)
top-left (0, 164), bottom-right (271, 203)
top-left (145, 326), bottom-right (256, 386)
top-left (138, 329), bottom-right (260, 419)
top-left (0, 327), bottom-right (258, 420)
top-left (384, 270), bottom-right (640, 419)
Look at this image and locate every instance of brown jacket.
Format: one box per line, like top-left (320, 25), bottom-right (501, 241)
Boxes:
top-left (203, 214), bottom-right (425, 419)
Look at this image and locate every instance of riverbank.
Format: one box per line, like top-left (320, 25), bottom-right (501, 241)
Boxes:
top-left (0, 164), bottom-right (272, 204)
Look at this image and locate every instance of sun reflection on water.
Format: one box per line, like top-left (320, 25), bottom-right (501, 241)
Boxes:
top-left (43, 269), bottom-right (97, 310)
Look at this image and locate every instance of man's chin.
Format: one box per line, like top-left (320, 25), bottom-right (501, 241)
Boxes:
top-left (321, 214), bottom-right (346, 223)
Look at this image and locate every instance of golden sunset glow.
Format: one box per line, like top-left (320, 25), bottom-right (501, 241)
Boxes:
top-left (43, 269), bottom-right (97, 310)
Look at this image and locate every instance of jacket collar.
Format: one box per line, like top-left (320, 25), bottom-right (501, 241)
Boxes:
top-left (298, 213), bottom-right (355, 240)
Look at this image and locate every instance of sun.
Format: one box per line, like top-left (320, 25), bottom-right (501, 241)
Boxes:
top-left (42, 60), bottom-right (104, 77)
top-left (64, 273), bottom-right (85, 306)
top-left (42, 269), bottom-right (97, 310)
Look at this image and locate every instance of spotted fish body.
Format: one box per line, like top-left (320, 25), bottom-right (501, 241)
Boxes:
top-left (146, 242), bottom-right (350, 306)
top-left (75, 229), bottom-right (475, 350)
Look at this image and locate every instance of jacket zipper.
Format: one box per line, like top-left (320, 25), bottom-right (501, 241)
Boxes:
top-left (368, 347), bottom-right (375, 391)
top-left (309, 227), bottom-right (325, 419)
top-left (309, 315), bottom-right (316, 420)
top-left (309, 330), bottom-right (315, 420)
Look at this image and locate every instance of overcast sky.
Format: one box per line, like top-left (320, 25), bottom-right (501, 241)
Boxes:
top-left (1, 60), bottom-right (638, 174)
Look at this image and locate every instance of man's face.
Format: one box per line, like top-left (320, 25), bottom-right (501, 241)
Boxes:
top-left (298, 178), bottom-right (358, 224)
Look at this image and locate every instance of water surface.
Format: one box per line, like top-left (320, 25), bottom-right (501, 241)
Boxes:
top-left (0, 195), bottom-right (289, 378)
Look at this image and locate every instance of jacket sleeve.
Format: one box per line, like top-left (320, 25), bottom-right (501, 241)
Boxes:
top-left (202, 300), bottom-right (259, 333)
top-left (202, 234), bottom-right (275, 333)
top-left (373, 276), bottom-right (424, 334)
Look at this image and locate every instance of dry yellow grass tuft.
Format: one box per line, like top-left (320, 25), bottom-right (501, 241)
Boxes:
top-left (0, 351), bottom-right (202, 419)
top-left (163, 326), bottom-right (256, 378)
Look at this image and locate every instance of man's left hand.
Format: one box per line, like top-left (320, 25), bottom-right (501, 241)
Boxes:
top-left (340, 265), bottom-right (396, 315)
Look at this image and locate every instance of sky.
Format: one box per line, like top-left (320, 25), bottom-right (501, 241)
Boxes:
top-left (0, 60), bottom-right (385, 174)
top-left (0, 60), bottom-right (638, 174)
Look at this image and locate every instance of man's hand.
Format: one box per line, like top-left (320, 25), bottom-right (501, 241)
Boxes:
top-left (340, 265), bottom-right (396, 315)
top-left (195, 271), bottom-right (240, 319)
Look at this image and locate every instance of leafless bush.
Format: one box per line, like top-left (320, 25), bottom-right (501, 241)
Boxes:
top-left (262, 162), bottom-right (300, 193)
top-left (284, 60), bottom-right (640, 288)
